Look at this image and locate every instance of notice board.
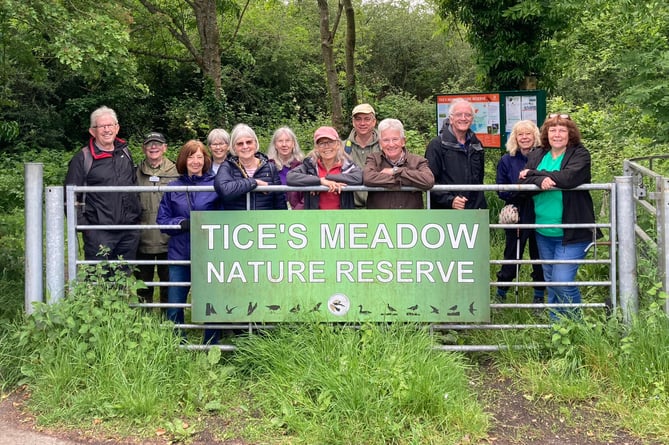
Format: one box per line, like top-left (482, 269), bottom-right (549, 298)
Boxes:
top-left (436, 91), bottom-right (546, 148)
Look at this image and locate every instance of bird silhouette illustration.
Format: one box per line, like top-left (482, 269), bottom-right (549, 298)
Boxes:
top-left (358, 305), bottom-right (371, 314)
top-left (310, 302), bottom-right (322, 312)
top-left (407, 304), bottom-right (419, 311)
top-left (266, 305), bottom-right (281, 311)
top-left (225, 305), bottom-right (236, 314)
top-left (386, 303), bottom-right (397, 313)
top-left (247, 301), bottom-right (258, 315)
top-left (205, 303), bottom-right (217, 316)
top-left (290, 304), bottom-right (301, 313)
top-left (330, 301), bottom-right (345, 312)
top-left (469, 302), bottom-right (477, 315)
top-left (430, 305), bottom-right (440, 314)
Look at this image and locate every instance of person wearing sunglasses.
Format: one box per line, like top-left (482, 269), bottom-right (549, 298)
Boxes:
top-left (214, 124), bottom-right (287, 211)
top-left (425, 98), bottom-right (486, 210)
top-left (518, 113), bottom-right (601, 320)
top-left (287, 126), bottom-right (362, 210)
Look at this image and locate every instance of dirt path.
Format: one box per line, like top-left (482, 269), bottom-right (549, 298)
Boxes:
top-left (0, 378), bottom-right (659, 445)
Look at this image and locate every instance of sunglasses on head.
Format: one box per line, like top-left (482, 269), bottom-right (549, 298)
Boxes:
top-left (549, 113), bottom-right (571, 120)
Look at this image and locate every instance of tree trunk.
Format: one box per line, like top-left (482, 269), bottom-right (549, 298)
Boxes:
top-left (191, 0), bottom-right (223, 99)
top-left (342, 0), bottom-right (357, 114)
top-left (317, 0), bottom-right (344, 130)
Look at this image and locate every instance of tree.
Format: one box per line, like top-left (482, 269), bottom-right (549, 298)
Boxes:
top-left (317, 0), bottom-right (346, 129)
top-left (342, 0), bottom-right (358, 113)
top-left (436, 0), bottom-right (569, 90)
top-left (360, 0), bottom-right (476, 101)
top-left (0, 0), bottom-right (145, 150)
top-left (551, 0), bottom-right (669, 138)
top-left (128, 0), bottom-right (250, 126)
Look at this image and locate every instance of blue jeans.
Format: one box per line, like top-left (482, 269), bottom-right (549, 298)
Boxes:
top-left (535, 233), bottom-right (589, 320)
top-left (167, 265), bottom-right (220, 344)
top-left (167, 265), bottom-right (190, 325)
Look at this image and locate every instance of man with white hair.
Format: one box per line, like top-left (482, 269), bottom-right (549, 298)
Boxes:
top-left (425, 99), bottom-right (487, 210)
top-left (65, 106), bottom-right (141, 261)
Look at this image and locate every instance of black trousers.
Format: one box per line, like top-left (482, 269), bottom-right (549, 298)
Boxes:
top-left (496, 228), bottom-right (545, 293)
top-left (82, 229), bottom-right (140, 262)
top-left (134, 251), bottom-right (169, 304)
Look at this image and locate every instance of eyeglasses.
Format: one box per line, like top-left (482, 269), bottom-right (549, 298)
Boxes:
top-left (143, 142), bottom-right (164, 148)
top-left (380, 137), bottom-right (403, 145)
top-left (210, 142), bottom-right (228, 147)
top-left (92, 123), bottom-right (118, 130)
top-left (317, 140), bottom-right (339, 148)
top-left (549, 113), bottom-right (571, 120)
top-left (451, 112), bottom-right (473, 119)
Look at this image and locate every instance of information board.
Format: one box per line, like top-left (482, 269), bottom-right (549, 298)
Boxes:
top-left (436, 91), bottom-right (546, 148)
top-left (190, 210), bottom-right (490, 324)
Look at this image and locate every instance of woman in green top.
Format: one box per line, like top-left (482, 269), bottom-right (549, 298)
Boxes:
top-left (519, 114), bottom-right (599, 320)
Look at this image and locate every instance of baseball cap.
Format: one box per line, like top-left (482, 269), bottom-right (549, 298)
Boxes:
top-left (313, 126), bottom-right (339, 143)
top-left (351, 103), bottom-right (375, 117)
top-left (143, 132), bottom-right (166, 145)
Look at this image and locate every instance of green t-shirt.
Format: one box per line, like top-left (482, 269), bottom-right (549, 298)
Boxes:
top-left (533, 152), bottom-right (564, 237)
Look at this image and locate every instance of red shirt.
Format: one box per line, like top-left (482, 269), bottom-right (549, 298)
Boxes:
top-left (317, 159), bottom-right (343, 210)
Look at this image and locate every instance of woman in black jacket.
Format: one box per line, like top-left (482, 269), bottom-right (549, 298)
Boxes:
top-left (519, 113), bottom-right (599, 320)
top-left (214, 124), bottom-right (287, 210)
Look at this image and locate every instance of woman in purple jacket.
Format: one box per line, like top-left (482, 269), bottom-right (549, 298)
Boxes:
top-left (157, 140), bottom-right (221, 342)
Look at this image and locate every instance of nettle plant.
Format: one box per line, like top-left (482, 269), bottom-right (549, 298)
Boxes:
top-left (17, 252), bottom-right (146, 367)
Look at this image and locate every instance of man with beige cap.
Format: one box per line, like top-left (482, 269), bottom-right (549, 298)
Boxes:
top-left (345, 103), bottom-right (380, 208)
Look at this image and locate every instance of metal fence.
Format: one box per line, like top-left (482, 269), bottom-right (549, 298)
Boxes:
top-left (24, 163), bottom-right (640, 351)
top-left (624, 155), bottom-right (669, 315)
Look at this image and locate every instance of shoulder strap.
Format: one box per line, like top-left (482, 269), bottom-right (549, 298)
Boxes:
top-left (81, 146), bottom-right (93, 182)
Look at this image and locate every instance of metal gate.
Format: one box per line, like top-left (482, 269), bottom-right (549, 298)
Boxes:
top-left (24, 164), bottom-right (640, 351)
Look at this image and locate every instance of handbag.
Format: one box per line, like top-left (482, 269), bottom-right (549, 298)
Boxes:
top-left (498, 204), bottom-right (519, 224)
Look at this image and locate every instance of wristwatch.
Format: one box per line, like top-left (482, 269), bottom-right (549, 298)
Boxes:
top-left (392, 166), bottom-right (399, 175)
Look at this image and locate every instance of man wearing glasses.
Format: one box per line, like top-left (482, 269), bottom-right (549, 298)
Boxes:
top-left (65, 106), bottom-right (142, 262)
top-left (345, 103), bottom-right (380, 208)
top-left (425, 99), bottom-right (487, 210)
top-left (135, 132), bottom-right (178, 307)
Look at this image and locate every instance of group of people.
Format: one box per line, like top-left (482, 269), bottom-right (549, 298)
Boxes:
top-left (65, 100), bottom-right (599, 337)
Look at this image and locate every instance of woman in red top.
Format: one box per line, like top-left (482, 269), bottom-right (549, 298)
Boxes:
top-left (287, 126), bottom-right (362, 209)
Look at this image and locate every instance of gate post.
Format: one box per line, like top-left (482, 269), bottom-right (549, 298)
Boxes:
top-left (615, 176), bottom-right (638, 323)
top-left (46, 186), bottom-right (65, 303)
top-left (24, 163), bottom-right (44, 314)
top-left (658, 177), bottom-right (669, 315)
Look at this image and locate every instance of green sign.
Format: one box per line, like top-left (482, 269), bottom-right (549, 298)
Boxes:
top-left (191, 210), bottom-right (490, 323)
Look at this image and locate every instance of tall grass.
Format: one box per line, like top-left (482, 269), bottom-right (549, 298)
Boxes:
top-left (495, 299), bottom-right (669, 443)
top-left (232, 323), bottom-right (489, 444)
top-left (0, 261), bottom-right (235, 436)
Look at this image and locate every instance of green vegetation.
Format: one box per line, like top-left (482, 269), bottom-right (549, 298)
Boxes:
top-left (2, 0), bottom-right (669, 443)
top-left (234, 323), bottom-right (487, 444)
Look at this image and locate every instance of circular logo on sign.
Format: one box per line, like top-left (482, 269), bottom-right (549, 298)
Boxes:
top-left (327, 294), bottom-right (350, 316)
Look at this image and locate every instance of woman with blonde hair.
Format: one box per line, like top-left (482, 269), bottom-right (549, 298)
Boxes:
top-left (214, 123), bottom-right (287, 210)
top-left (267, 126), bottom-right (305, 209)
top-left (495, 120), bottom-right (545, 303)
